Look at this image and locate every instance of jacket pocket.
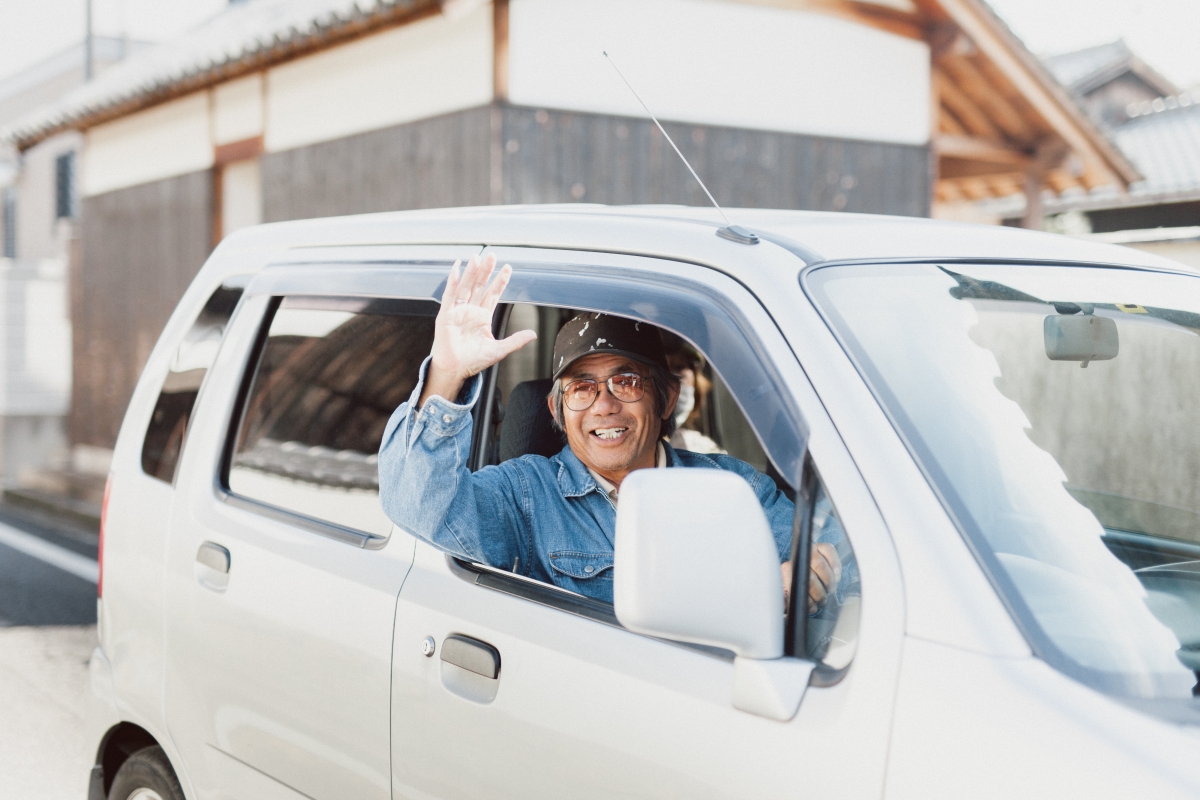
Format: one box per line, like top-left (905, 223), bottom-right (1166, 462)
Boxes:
top-left (548, 551), bottom-right (614, 580)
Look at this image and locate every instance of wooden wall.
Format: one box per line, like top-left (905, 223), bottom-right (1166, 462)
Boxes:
top-left (262, 103), bottom-right (930, 223)
top-left (262, 106), bottom-right (493, 222)
top-left (74, 171), bottom-right (211, 449)
top-left (497, 105), bottom-right (930, 216)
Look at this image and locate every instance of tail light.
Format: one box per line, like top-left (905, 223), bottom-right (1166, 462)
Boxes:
top-left (98, 475), bottom-right (112, 598)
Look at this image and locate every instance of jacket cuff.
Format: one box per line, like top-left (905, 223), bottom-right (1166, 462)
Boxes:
top-left (412, 355), bottom-right (482, 437)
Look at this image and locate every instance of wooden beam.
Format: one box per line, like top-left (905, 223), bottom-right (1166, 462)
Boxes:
top-left (934, 69), bottom-right (1002, 140)
top-left (991, 176), bottom-right (1022, 197)
top-left (751, 0), bottom-right (929, 40)
top-left (214, 135), bottom-right (263, 167)
top-left (961, 177), bottom-right (992, 200)
top-left (935, 181), bottom-right (962, 203)
top-left (493, 0), bottom-right (509, 101)
top-left (935, 134), bottom-right (1029, 166)
top-left (938, 156), bottom-right (1024, 180)
top-left (938, 111), bottom-right (967, 136)
top-left (933, 0), bottom-right (1138, 188)
top-left (938, 54), bottom-right (1034, 142)
top-left (1046, 170), bottom-right (1077, 194)
top-left (928, 21), bottom-right (974, 60)
top-left (1021, 139), bottom-right (1069, 228)
top-left (985, 176), bottom-right (1020, 198)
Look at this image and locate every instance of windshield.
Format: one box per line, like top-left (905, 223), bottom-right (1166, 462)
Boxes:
top-left (807, 262), bottom-right (1200, 702)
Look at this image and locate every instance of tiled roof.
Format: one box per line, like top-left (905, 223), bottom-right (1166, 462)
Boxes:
top-left (1044, 40), bottom-right (1132, 91)
top-left (1115, 93), bottom-right (1200, 199)
top-left (2, 0), bottom-right (435, 149)
top-left (1045, 41), bottom-right (1127, 90)
top-left (1044, 39), bottom-right (1177, 102)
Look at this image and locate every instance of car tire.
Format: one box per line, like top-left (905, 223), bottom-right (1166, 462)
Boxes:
top-left (107, 746), bottom-right (185, 800)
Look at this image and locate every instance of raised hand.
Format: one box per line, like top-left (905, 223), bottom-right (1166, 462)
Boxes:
top-left (419, 254), bottom-right (537, 407)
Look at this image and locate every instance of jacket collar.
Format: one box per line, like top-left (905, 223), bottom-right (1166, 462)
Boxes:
top-left (553, 441), bottom-right (682, 498)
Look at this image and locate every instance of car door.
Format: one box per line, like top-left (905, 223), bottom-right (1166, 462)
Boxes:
top-left (387, 248), bottom-right (905, 799)
top-left (162, 246), bottom-right (479, 800)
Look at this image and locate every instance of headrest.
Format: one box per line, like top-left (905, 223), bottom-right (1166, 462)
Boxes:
top-left (499, 379), bottom-right (565, 461)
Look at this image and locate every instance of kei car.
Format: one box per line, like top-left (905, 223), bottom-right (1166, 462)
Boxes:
top-left (88, 205), bottom-right (1200, 799)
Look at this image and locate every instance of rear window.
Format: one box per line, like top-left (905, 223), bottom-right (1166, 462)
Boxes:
top-left (142, 285), bottom-right (243, 483)
top-left (226, 296), bottom-right (437, 537)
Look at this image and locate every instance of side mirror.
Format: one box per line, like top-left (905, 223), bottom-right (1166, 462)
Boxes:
top-left (1044, 313), bottom-right (1118, 367)
top-left (614, 468), bottom-right (814, 720)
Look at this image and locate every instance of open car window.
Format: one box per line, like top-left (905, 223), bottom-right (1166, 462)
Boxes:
top-left (457, 300), bottom-right (858, 671)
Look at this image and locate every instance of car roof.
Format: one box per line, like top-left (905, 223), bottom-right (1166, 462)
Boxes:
top-left (213, 204), bottom-right (1191, 281)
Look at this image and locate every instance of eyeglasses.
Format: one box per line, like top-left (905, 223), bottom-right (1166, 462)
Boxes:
top-left (562, 372), bottom-right (650, 411)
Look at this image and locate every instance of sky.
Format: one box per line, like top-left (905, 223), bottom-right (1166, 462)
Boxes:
top-left (0, 0), bottom-right (1198, 88)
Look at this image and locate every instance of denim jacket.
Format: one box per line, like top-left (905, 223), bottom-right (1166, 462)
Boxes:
top-left (378, 358), bottom-right (797, 604)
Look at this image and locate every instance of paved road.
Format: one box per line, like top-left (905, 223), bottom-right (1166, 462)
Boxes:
top-left (0, 504), bottom-right (100, 799)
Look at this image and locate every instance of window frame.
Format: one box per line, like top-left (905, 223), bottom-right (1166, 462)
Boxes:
top-left (217, 293), bottom-right (441, 550)
top-left (227, 247), bottom-right (481, 549)
top-left (141, 281), bottom-right (246, 486)
top-left (449, 252), bottom-right (813, 649)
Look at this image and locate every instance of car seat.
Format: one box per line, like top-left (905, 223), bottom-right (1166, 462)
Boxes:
top-left (499, 379), bottom-right (566, 461)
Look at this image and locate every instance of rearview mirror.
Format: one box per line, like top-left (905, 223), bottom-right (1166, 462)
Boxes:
top-left (1044, 313), bottom-right (1118, 367)
top-left (614, 468), bottom-right (814, 720)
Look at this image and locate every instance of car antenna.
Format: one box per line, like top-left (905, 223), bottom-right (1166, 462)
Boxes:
top-left (603, 51), bottom-right (758, 245)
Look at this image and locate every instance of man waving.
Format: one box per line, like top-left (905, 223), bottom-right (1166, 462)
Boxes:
top-left (379, 254), bottom-right (841, 610)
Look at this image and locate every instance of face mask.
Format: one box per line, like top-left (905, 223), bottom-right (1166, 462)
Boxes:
top-left (674, 382), bottom-right (695, 427)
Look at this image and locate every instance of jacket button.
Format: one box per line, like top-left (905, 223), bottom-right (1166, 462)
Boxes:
top-left (443, 414), bottom-right (452, 423)
top-left (584, 565), bottom-right (595, 574)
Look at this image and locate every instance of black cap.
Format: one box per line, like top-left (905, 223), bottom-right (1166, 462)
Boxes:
top-left (551, 313), bottom-right (668, 379)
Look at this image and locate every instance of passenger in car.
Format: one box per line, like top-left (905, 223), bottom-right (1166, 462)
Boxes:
top-left (379, 254), bottom-right (842, 610)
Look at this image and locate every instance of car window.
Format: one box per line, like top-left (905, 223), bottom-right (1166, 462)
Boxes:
top-left (142, 284), bottom-right (243, 484)
top-left (794, 470), bottom-right (860, 675)
top-left (226, 296), bottom-right (436, 537)
top-left (471, 300), bottom-right (857, 670)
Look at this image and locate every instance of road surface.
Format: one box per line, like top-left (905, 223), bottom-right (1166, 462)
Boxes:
top-left (0, 504), bottom-right (99, 799)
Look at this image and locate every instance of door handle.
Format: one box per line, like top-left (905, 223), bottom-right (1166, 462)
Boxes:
top-left (195, 542), bottom-right (231, 592)
top-left (440, 635), bottom-right (500, 679)
top-left (438, 635), bottom-right (501, 704)
top-left (197, 542), bottom-right (231, 573)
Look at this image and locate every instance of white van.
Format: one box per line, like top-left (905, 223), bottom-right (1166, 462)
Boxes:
top-left (88, 206), bottom-right (1200, 800)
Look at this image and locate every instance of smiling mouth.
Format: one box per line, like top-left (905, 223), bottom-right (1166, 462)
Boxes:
top-left (591, 427), bottom-right (628, 440)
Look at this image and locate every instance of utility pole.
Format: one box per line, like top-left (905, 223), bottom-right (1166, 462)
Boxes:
top-left (84, 0), bottom-right (94, 81)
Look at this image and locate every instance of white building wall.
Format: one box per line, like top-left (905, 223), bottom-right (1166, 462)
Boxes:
top-left (214, 73), bottom-right (265, 145)
top-left (83, 92), bottom-right (213, 197)
top-left (508, 0), bottom-right (931, 145)
top-left (222, 157), bottom-right (262, 237)
top-left (0, 259), bottom-right (71, 415)
top-left (15, 131), bottom-right (80, 261)
top-left (263, 2), bottom-right (494, 153)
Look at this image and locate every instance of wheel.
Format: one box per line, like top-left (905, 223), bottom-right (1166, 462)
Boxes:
top-left (107, 746), bottom-right (185, 800)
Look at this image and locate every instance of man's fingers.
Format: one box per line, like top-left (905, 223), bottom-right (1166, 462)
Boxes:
top-left (481, 264), bottom-right (512, 312)
top-left (454, 255), bottom-right (483, 305)
top-left (469, 255), bottom-right (496, 305)
top-left (459, 253), bottom-right (485, 302)
top-left (496, 329), bottom-right (537, 358)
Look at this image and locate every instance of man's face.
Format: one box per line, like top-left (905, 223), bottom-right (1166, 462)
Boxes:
top-left (551, 353), bottom-right (676, 478)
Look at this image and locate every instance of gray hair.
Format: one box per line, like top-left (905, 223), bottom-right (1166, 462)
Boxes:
top-left (549, 362), bottom-right (681, 439)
